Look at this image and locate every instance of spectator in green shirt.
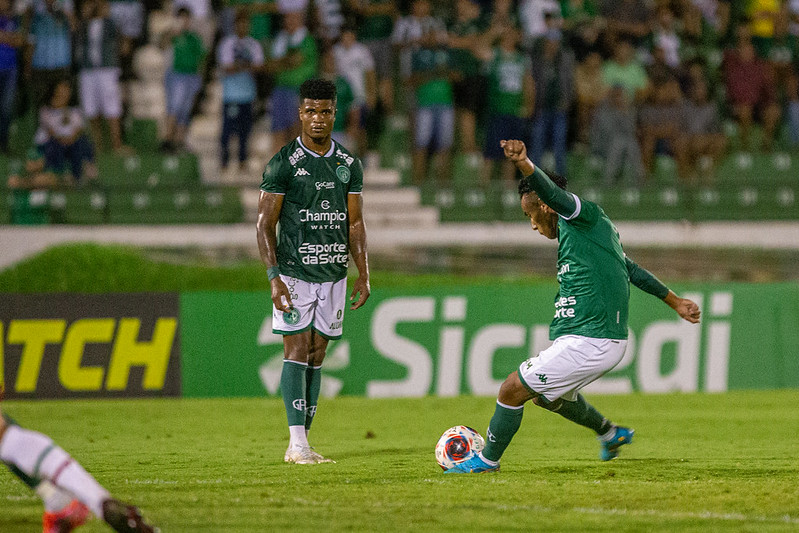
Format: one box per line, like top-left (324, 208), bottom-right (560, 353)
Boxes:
top-left (161, 7), bottom-right (206, 152)
top-left (409, 44), bottom-right (459, 184)
top-left (601, 39), bottom-right (650, 103)
top-left (481, 26), bottom-right (534, 184)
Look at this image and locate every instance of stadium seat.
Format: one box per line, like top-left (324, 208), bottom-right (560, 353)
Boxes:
top-left (124, 118), bottom-right (160, 153)
top-left (48, 189), bottom-right (108, 224)
top-left (105, 187), bottom-right (243, 224)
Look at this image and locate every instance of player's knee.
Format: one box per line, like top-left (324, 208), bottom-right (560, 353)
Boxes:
top-left (533, 396), bottom-right (562, 412)
top-left (497, 372), bottom-right (530, 406)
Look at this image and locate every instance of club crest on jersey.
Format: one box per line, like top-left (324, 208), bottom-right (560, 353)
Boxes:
top-left (283, 308), bottom-right (301, 325)
top-left (294, 167), bottom-right (310, 177)
top-left (336, 165), bottom-right (350, 183)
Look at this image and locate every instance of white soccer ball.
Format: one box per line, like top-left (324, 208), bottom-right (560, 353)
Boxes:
top-left (435, 425), bottom-right (485, 470)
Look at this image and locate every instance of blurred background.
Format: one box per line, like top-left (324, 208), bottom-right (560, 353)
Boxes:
top-left (2, 0), bottom-right (799, 280)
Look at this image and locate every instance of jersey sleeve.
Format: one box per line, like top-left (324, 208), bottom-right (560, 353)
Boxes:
top-left (625, 255), bottom-right (669, 299)
top-left (528, 166), bottom-right (601, 228)
top-left (260, 150), bottom-right (288, 193)
top-left (348, 157), bottom-right (364, 194)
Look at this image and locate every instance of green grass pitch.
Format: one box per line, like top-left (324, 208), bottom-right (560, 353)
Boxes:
top-left (2, 391), bottom-right (798, 532)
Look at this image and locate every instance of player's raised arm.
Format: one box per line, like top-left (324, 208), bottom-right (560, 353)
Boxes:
top-left (625, 256), bottom-right (701, 324)
top-left (256, 190), bottom-right (293, 313)
top-left (347, 192), bottom-right (370, 310)
top-left (500, 139), bottom-right (578, 218)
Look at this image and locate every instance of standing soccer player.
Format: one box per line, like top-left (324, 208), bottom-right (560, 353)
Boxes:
top-left (447, 139), bottom-right (701, 473)
top-left (0, 405), bottom-right (157, 531)
top-left (257, 78), bottom-right (370, 464)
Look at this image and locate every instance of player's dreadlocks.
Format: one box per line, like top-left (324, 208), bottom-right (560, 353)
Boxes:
top-left (300, 78), bottom-right (337, 104)
top-left (518, 169), bottom-right (568, 198)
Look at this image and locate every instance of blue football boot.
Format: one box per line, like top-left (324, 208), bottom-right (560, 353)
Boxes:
top-left (444, 454), bottom-right (500, 474)
top-left (599, 425), bottom-right (634, 461)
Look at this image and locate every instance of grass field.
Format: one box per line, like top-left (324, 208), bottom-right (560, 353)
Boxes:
top-left (2, 391), bottom-right (798, 532)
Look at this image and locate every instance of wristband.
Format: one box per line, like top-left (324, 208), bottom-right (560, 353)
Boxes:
top-left (267, 266), bottom-right (281, 281)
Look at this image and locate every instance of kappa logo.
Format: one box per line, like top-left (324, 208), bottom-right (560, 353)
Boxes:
top-left (294, 168), bottom-right (311, 177)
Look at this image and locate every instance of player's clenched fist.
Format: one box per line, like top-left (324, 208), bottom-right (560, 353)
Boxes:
top-left (501, 139), bottom-right (527, 162)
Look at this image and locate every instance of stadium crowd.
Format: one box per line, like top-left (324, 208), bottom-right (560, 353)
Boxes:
top-left (2, 0), bottom-right (799, 189)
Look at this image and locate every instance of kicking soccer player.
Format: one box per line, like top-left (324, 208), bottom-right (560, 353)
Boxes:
top-left (0, 405), bottom-right (157, 531)
top-left (257, 78), bottom-right (370, 465)
top-left (446, 139), bottom-right (701, 473)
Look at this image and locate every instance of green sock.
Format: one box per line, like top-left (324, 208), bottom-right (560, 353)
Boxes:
top-left (305, 365), bottom-right (322, 431)
top-left (2, 414), bottom-right (41, 489)
top-left (280, 360), bottom-right (307, 427)
top-left (482, 402), bottom-right (524, 462)
top-left (553, 394), bottom-right (612, 435)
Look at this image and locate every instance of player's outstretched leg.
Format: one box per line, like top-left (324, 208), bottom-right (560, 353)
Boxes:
top-left (447, 373), bottom-right (529, 474)
top-left (0, 416), bottom-right (157, 531)
top-left (102, 499), bottom-right (157, 533)
top-left (2, 412), bottom-right (91, 533)
top-left (544, 394), bottom-right (634, 460)
top-left (598, 426), bottom-right (634, 461)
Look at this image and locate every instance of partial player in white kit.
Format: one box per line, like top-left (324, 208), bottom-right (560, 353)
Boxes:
top-left (447, 140), bottom-right (701, 473)
top-left (257, 78), bottom-right (370, 465)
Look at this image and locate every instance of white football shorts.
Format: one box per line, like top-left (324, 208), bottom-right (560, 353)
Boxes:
top-left (271, 275), bottom-right (347, 339)
top-left (518, 335), bottom-right (627, 402)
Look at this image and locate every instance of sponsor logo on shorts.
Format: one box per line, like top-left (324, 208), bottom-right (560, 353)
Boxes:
top-left (283, 308), bottom-right (301, 325)
top-left (336, 165), bottom-right (350, 183)
top-left (329, 320), bottom-right (342, 330)
top-left (294, 167), bottom-right (310, 177)
top-left (536, 373), bottom-right (548, 384)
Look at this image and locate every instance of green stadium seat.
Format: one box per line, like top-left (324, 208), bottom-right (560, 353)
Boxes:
top-left (124, 118), bottom-right (160, 153)
top-left (106, 187), bottom-right (243, 224)
top-left (97, 153), bottom-right (201, 187)
top-left (9, 189), bottom-right (49, 224)
top-left (48, 189), bottom-right (108, 224)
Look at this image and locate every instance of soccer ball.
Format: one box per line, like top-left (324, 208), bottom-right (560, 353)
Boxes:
top-left (435, 425), bottom-right (485, 470)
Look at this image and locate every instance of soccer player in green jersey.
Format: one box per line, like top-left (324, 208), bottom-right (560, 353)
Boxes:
top-left (257, 78), bottom-right (370, 464)
top-left (0, 404), bottom-right (156, 531)
top-left (447, 139), bottom-right (701, 473)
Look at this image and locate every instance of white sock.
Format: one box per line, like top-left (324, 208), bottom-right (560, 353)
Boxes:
top-left (35, 481), bottom-right (74, 512)
top-left (478, 452), bottom-right (498, 466)
top-left (598, 425), bottom-right (617, 443)
top-left (0, 425), bottom-right (110, 516)
top-left (289, 425), bottom-right (309, 448)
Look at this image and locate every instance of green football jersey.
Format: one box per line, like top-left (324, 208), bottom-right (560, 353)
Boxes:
top-left (551, 198), bottom-right (630, 340)
top-left (260, 138), bottom-right (364, 283)
top-left (525, 167), bottom-right (630, 340)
